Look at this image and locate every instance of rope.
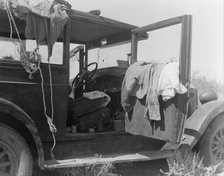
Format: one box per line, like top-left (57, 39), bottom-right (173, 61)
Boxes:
top-left (48, 60), bottom-right (54, 123)
top-left (5, 1), bottom-right (57, 159)
top-left (47, 60), bottom-right (57, 158)
top-left (38, 61), bottom-right (57, 159)
top-left (5, 6), bottom-right (13, 39)
top-left (5, 1), bottom-right (38, 79)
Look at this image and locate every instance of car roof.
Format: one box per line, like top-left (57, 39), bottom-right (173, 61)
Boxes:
top-left (0, 9), bottom-right (147, 49)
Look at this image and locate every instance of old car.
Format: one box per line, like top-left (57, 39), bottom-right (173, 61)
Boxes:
top-left (0, 1), bottom-right (224, 176)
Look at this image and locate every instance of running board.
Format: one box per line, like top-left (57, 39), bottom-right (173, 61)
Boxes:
top-left (44, 150), bottom-right (174, 169)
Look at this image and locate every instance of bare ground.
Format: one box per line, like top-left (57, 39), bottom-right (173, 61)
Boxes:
top-left (33, 159), bottom-right (168, 176)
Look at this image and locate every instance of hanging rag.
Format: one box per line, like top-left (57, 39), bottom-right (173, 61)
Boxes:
top-left (9, 0), bottom-right (69, 58)
top-left (121, 62), bottom-right (165, 121)
top-left (143, 63), bottom-right (165, 121)
top-left (121, 62), bottom-right (149, 113)
top-left (25, 3), bottom-right (68, 58)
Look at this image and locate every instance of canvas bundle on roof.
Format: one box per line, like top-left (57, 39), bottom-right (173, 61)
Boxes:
top-left (0, 1), bottom-right (147, 49)
top-left (0, 0), bottom-right (71, 79)
top-left (0, 0), bottom-right (71, 57)
top-left (0, 0), bottom-right (71, 17)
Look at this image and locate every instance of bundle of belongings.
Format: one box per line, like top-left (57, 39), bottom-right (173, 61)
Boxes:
top-left (1, 0), bottom-right (71, 58)
top-left (121, 61), bottom-right (187, 121)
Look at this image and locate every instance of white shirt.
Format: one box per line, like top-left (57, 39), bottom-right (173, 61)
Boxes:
top-left (158, 62), bottom-right (187, 101)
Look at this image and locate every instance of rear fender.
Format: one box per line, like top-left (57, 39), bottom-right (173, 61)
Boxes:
top-left (0, 97), bottom-right (44, 169)
top-left (182, 100), bottom-right (224, 148)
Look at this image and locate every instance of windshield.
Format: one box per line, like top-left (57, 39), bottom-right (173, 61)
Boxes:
top-left (69, 43), bottom-right (131, 79)
top-left (88, 43), bottom-right (131, 69)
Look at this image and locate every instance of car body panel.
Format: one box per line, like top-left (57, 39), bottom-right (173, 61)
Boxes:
top-left (183, 100), bottom-right (224, 148)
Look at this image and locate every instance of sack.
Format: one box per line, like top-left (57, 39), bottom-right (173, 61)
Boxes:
top-left (77, 107), bottom-right (112, 132)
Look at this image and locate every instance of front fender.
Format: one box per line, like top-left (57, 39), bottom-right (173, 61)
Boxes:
top-left (0, 97), bottom-right (44, 169)
top-left (182, 100), bottom-right (224, 148)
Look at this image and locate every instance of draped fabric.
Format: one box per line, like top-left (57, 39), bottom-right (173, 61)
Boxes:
top-left (1, 0), bottom-right (70, 58)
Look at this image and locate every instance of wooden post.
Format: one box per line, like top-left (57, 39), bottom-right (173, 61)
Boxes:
top-left (79, 48), bottom-right (84, 71)
top-left (131, 33), bottom-right (138, 64)
top-left (179, 15), bottom-right (192, 89)
top-left (85, 45), bottom-right (88, 68)
top-left (176, 15), bottom-right (192, 142)
top-left (63, 18), bottom-right (70, 69)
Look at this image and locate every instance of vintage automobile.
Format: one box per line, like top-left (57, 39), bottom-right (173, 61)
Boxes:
top-left (0, 2), bottom-right (224, 176)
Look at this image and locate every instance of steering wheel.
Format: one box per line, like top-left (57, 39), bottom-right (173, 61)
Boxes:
top-left (71, 62), bottom-right (98, 90)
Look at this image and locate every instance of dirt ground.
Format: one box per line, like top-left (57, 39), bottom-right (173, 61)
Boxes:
top-left (33, 159), bottom-right (169, 176)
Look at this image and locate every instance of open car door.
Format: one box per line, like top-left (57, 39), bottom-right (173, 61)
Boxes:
top-left (125, 15), bottom-right (192, 144)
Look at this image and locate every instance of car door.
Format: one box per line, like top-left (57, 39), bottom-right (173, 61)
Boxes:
top-left (125, 15), bottom-right (192, 143)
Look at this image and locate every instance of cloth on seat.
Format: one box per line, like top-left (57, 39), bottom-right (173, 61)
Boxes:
top-left (83, 90), bottom-right (111, 107)
top-left (121, 62), bottom-right (165, 121)
top-left (69, 91), bottom-right (111, 117)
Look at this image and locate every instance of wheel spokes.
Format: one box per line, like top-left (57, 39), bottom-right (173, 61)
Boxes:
top-left (0, 151), bottom-right (7, 159)
top-left (211, 128), bottom-right (224, 162)
top-left (214, 134), bottom-right (221, 142)
top-left (222, 129), bottom-right (224, 136)
top-left (221, 153), bottom-right (224, 160)
top-left (0, 161), bottom-right (11, 168)
top-left (0, 170), bottom-right (10, 176)
top-left (0, 145), bottom-right (15, 176)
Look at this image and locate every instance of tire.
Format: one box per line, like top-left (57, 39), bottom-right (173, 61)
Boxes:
top-left (0, 123), bottom-right (33, 176)
top-left (198, 113), bottom-right (224, 167)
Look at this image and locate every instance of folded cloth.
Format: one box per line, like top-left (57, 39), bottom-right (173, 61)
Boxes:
top-left (83, 91), bottom-right (111, 107)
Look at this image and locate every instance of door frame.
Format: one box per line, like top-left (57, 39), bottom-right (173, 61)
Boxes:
top-left (130, 15), bottom-right (192, 143)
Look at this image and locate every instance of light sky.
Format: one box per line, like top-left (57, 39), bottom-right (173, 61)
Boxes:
top-left (68, 0), bottom-right (223, 83)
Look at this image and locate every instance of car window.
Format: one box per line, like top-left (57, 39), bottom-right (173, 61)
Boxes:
top-left (0, 37), bottom-right (63, 65)
top-left (0, 37), bottom-right (21, 61)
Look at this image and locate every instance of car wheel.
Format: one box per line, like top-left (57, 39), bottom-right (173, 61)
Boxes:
top-left (198, 113), bottom-right (224, 173)
top-left (0, 123), bottom-right (33, 176)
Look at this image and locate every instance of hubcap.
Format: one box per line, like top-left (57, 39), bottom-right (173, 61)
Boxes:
top-left (210, 128), bottom-right (224, 163)
top-left (0, 141), bottom-right (17, 176)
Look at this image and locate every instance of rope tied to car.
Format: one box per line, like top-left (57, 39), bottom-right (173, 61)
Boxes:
top-left (5, 2), bottom-right (39, 79)
top-left (38, 60), bottom-right (57, 159)
top-left (4, 1), bottom-right (57, 159)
